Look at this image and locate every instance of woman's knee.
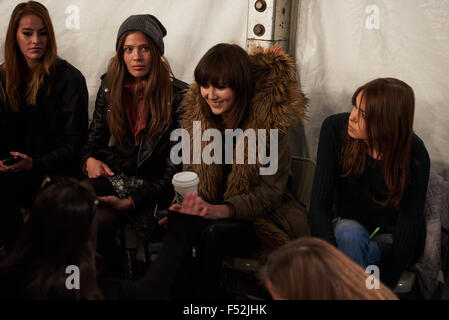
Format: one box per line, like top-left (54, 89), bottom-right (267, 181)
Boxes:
top-left (334, 219), bottom-right (370, 244)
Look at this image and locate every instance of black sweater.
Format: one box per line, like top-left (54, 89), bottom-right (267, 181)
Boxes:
top-left (0, 59), bottom-right (88, 177)
top-left (309, 113), bottom-right (430, 288)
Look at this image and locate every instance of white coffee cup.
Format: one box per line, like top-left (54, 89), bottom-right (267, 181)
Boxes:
top-left (172, 171), bottom-right (199, 204)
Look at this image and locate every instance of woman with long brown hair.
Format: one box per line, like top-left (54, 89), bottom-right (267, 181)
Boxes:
top-left (260, 237), bottom-right (398, 300)
top-left (81, 15), bottom-right (186, 273)
top-left (0, 1), bottom-right (88, 257)
top-left (309, 78), bottom-right (430, 290)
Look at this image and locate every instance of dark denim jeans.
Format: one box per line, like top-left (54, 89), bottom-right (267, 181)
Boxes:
top-left (333, 218), bottom-right (393, 269)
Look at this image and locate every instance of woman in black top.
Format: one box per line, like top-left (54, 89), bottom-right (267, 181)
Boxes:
top-left (309, 78), bottom-right (430, 289)
top-left (0, 1), bottom-right (88, 256)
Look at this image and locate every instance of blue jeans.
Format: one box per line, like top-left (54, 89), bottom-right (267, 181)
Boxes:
top-left (333, 218), bottom-right (393, 269)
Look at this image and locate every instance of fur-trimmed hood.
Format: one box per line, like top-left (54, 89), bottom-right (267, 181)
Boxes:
top-left (181, 47), bottom-right (306, 133)
top-left (180, 48), bottom-right (307, 203)
top-left (180, 48), bottom-right (309, 252)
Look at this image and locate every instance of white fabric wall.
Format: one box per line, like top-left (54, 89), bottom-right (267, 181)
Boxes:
top-left (1, 0), bottom-right (448, 178)
top-left (0, 0), bottom-right (247, 116)
top-left (295, 0), bottom-right (449, 178)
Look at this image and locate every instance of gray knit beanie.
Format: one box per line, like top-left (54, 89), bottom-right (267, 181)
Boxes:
top-left (116, 14), bottom-right (167, 55)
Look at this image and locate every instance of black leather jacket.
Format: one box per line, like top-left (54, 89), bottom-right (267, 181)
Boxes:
top-left (81, 76), bottom-right (187, 211)
top-left (0, 59), bottom-right (88, 177)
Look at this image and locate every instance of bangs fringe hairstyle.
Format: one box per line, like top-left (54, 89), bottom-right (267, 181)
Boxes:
top-left (341, 78), bottom-right (415, 209)
top-left (106, 31), bottom-right (173, 145)
top-left (194, 43), bottom-right (254, 129)
top-left (259, 237), bottom-right (398, 300)
top-left (2, 1), bottom-right (58, 112)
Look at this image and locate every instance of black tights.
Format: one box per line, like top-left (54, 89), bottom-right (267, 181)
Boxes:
top-left (0, 171), bottom-right (43, 253)
top-left (172, 219), bottom-right (258, 300)
top-left (83, 177), bottom-right (126, 277)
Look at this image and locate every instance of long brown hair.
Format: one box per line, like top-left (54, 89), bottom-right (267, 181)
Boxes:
top-left (194, 43), bottom-right (254, 129)
top-left (259, 237), bottom-right (398, 300)
top-left (106, 31), bottom-right (173, 146)
top-left (0, 178), bottom-right (102, 299)
top-left (341, 78), bottom-right (415, 209)
top-left (2, 1), bottom-right (58, 112)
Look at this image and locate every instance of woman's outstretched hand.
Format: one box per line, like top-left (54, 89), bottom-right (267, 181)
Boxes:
top-left (0, 152), bottom-right (33, 173)
top-left (169, 192), bottom-right (208, 217)
top-left (169, 192), bottom-right (235, 220)
top-left (98, 195), bottom-right (133, 211)
top-left (85, 157), bottom-right (114, 178)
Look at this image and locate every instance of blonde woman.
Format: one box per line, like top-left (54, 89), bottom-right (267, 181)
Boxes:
top-left (260, 237), bottom-right (398, 300)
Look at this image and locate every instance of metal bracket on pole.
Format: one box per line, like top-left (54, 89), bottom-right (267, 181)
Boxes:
top-left (246, 0), bottom-right (293, 54)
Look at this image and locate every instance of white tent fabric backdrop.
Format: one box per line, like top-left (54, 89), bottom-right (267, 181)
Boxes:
top-left (1, 0), bottom-right (448, 178)
top-left (0, 0), bottom-right (248, 114)
top-left (295, 0), bottom-right (449, 179)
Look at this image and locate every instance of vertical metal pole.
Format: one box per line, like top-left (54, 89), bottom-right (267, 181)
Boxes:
top-left (246, 0), bottom-right (294, 54)
top-left (288, 0), bottom-right (300, 59)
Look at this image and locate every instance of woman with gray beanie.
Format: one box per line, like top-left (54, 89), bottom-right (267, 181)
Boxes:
top-left (81, 14), bottom-right (187, 276)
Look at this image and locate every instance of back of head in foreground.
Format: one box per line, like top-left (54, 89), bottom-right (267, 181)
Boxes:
top-left (0, 177), bottom-right (102, 299)
top-left (260, 237), bottom-right (398, 300)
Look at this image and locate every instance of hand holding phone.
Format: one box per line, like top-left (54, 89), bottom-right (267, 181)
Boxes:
top-left (0, 152), bottom-right (33, 172)
top-left (154, 209), bottom-right (169, 220)
top-left (1, 156), bottom-right (20, 166)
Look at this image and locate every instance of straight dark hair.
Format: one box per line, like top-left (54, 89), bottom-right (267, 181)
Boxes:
top-left (341, 78), bottom-right (415, 209)
top-left (194, 43), bottom-right (254, 129)
top-left (0, 178), bottom-right (102, 299)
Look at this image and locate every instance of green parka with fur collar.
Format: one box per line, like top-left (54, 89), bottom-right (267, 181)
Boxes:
top-left (180, 48), bottom-right (310, 254)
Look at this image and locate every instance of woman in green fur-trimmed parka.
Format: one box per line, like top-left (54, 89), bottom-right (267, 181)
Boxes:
top-left (168, 43), bottom-right (310, 299)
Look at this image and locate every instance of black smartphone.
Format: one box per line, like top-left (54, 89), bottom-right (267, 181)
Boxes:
top-left (154, 209), bottom-right (169, 220)
top-left (1, 157), bottom-right (20, 166)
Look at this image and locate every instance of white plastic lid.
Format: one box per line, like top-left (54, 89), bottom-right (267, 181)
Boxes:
top-left (172, 171), bottom-right (199, 188)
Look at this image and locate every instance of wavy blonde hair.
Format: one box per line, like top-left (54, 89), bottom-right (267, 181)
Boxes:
top-left (259, 237), bottom-right (398, 300)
